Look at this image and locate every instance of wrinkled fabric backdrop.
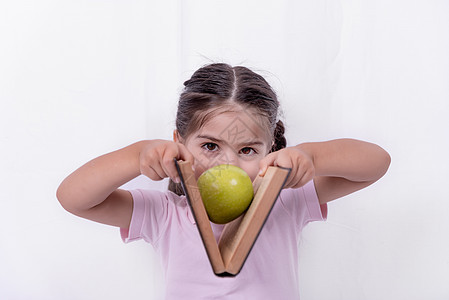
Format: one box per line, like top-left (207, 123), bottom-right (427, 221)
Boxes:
top-left (1, 1), bottom-right (448, 299)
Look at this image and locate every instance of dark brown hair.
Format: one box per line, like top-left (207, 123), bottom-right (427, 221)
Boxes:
top-left (169, 63), bottom-right (286, 195)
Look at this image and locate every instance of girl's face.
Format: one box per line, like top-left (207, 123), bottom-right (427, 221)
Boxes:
top-left (174, 109), bottom-right (273, 182)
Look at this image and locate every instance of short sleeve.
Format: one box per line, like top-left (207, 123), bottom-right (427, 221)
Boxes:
top-left (279, 180), bottom-right (327, 230)
top-left (120, 189), bottom-right (170, 245)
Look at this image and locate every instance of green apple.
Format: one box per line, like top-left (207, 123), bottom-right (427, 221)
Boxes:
top-left (197, 164), bottom-right (254, 224)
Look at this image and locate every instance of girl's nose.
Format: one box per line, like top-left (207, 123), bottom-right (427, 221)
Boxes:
top-left (216, 151), bottom-right (240, 168)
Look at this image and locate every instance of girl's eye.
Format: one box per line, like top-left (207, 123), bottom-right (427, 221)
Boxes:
top-left (202, 143), bottom-right (219, 152)
top-left (240, 147), bottom-right (256, 155)
top-left (202, 143), bottom-right (257, 156)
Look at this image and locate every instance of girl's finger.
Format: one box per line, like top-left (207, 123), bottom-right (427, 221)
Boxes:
top-left (162, 156), bottom-right (179, 183)
top-left (160, 145), bottom-right (183, 183)
top-left (258, 153), bottom-right (277, 176)
top-left (174, 143), bottom-right (195, 181)
top-left (287, 155), bottom-right (306, 188)
top-left (162, 143), bottom-right (195, 183)
top-left (274, 153), bottom-right (297, 187)
top-left (143, 164), bottom-right (165, 181)
top-left (177, 143), bottom-right (195, 165)
top-left (288, 166), bottom-right (305, 189)
top-left (291, 160), bottom-right (314, 188)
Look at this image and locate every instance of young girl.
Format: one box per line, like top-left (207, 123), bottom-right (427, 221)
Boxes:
top-left (57, 63), bottom-right (390, 299)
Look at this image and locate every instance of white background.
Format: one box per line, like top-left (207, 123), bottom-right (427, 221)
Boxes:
top-left (1, 1), bottom-right (448, 299)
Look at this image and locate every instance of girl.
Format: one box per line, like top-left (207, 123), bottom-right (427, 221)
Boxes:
top-left (57, 63), bottom-right (390, 299)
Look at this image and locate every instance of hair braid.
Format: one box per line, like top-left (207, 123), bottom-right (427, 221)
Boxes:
top-left (270, 120), bottom-right (287, 153)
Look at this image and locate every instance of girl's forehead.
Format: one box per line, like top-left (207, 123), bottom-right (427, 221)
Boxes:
top-left (196, 110), bottom-right (271, 144)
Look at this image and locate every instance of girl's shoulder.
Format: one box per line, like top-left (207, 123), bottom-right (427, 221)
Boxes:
top-left (122, 189), bottom-right (195, 244)
top-left (278, 180), bottom-right (327, 226)
top-left (128, 189), bottom-right (193, 219)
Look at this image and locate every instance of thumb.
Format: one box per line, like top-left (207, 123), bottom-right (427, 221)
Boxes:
top-left (177, 143), bottom-right (195, 168)
top-left (258, 153), bottom-right (277, 177)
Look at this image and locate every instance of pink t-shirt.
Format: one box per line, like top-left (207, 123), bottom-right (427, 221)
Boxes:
top-left (121, 180), bottom-right (327, 299)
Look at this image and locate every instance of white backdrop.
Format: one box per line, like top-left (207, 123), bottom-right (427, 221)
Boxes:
top-left (1, 1), bottom-right (448, 299)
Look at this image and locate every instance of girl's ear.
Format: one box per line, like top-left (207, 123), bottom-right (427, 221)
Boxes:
top-left (173, 130), bottom-right (179, 142)
top-left (173, 130), bottom-right (184, 143)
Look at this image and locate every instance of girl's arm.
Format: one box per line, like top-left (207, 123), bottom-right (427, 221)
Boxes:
top-left (296, 139), bottom-right (391, 204)
top-left (56, 140), bottom-right (194, 228)
top-left (57, 141), bottom-right (142, 228)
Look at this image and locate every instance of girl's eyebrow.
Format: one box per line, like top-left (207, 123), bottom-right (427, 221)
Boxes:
top-left (196, 134), bottom-right (265, 147)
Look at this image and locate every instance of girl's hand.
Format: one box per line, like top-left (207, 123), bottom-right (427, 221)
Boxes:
top-left (258, 146), bottom-right (315, 189)
top-left (139, 139), bottom-right (195, 183)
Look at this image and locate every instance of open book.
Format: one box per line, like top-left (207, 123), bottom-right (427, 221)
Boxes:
top-left (174, 159), bottom-right (291, 277)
